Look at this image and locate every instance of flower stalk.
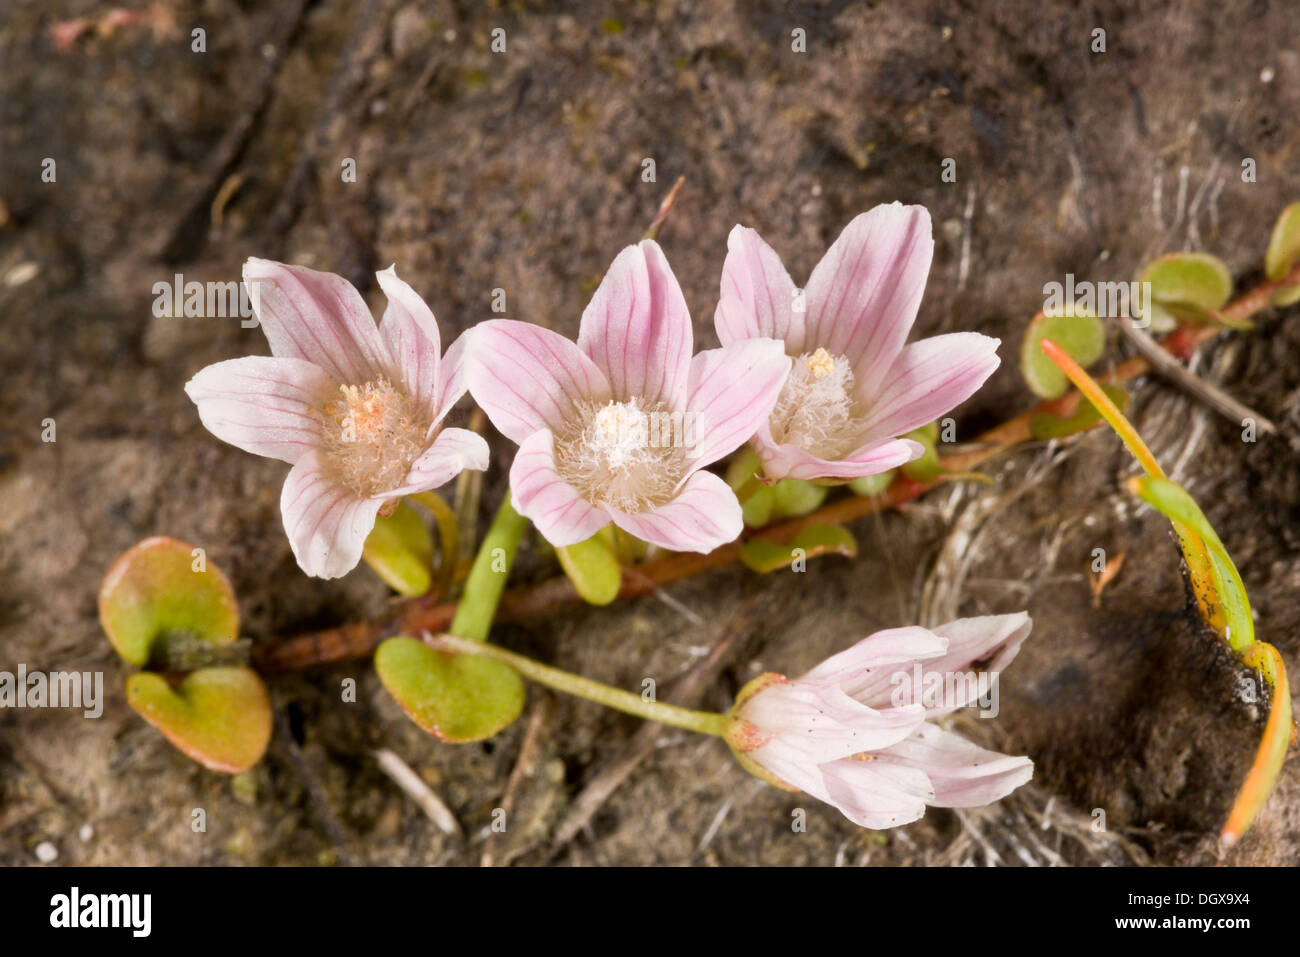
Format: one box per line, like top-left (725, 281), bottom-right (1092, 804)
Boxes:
top-left (448, 493), bottom-right (530, 642)
top-left (424, 632), bottom-right (729, 736)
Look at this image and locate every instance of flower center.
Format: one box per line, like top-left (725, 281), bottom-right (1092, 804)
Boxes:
top-left (554, 398), bottom-right (687, 514)
top-left (768, 348), bottom-right (865, 460)
top-left (318, 378), bottom-right (429, 497)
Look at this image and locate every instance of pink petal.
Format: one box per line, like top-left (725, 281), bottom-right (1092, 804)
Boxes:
top-left (387, 427), bottom-right (490, 497)
top-left (376, 266), bottom-right (441, 420)
top-left (435, 329), bottom-right (473, 427)
top-left (856, 332), bottom-right (1001, 443)
top-left (740, 681), bottom-right (925, 763)
top-left (602, 470), bottom-right (741, 553)
top-left (577, 240), bottom-right (692, 410)
top-left (799, 625), bottom-right (949, 691)
top-left (464, 319), bottom-right (611, 446)
top-left (509, 429), bottom-right (611, 547)
top-left (714, 225), bottom-right (804, 350)
top-left (817, 757), bottom-right (934, 829)
top-left (872, 723), bottom-right (1034, 808)
top-left (752, 420), bottom-right (922, 482)
top-left (684, 339), bottom-right (791, 470)
top-left (280, 449), bottom-right (385, 579)
top-left (853, 614), bottom-right (1032, 714)
top-left (803, 203), bottom-right (934, 395)
top-left (243, 258), bottom-right (389, 386)
top-left (184, 355), bottom-right (334, 465)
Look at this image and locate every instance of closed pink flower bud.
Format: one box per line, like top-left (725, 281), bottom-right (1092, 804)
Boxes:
top-left (725, 613), bottom-right (1034, 829)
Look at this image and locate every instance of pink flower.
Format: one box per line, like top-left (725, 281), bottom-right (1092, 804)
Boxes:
top-left (725, 613), bottom-right (1034, 829)
top-left (185, 259), bottom-right (489, 579)
top-left (464, 240), bottom-right (791, 552)
top-left (715, 202), bottom-right (1001, 481)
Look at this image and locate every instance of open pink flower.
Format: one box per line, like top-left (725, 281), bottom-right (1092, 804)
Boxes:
top-left (715, 202), bottom-right (1001, 482)
top-left (725, 613), bottom-right (1034, 829)
top-left (185, 259), bottom-right (488, 579)
top-left (464, 239), bottom-right (790, 553)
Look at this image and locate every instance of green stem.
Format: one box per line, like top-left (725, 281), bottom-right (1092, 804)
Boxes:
top-left (448, 493), bottom-right (529, 642)
top-left (429, 632), bottom-right (729, 736)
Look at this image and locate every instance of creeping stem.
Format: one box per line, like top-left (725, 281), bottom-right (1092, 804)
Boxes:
top-left (426, 632), bottom-right (729, 737)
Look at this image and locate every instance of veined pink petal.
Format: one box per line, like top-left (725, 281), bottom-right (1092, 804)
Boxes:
top-left (602, 470), bottom-right (741, 553)
top-left (818, 757), bottom-right (934, 829)
top-left (803, 203), bottom-right (934, 395)
top-left (856, 332), bottom-right (1001, 443)
top-left (387, 427), bottom-right (490, 497)
top-left (684, 339), bottom-right (790, 470)
top-left (714, 225), bottom-right (804, 350)
top-left (465, 319), bottom-right (611, 445)
top-left (184, 355), bottom-right (335, 465)
top-left (872, 723), bottom-right (1034, 808)
top-left (435, 329), bottom-right (473, 429)
top-left (376, 266), bottom-right (441, 420)
top-left (740, 681), bottom-right (925, 763)
top-left (280, 449), bottom-right (386, 579)
top-left (752, 420), bottom-right (922, 482)
top-left (577, 240), bottom-right (692, 411)
top-left (799, 625), bottom-right (949, 690)
top-left (243, 258), bottom-right (389, 386)
top-left (509, 428), bottom-right (611, 547)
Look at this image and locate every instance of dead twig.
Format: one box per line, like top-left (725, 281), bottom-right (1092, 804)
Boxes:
top-left (1118, 320), bottom-right (1278, 436)
top-left (372, 747), bottom-right (464, 840)
top-left (480, 696), bottom-right (552, 866)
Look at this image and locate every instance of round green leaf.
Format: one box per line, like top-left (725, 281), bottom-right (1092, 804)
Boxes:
top-left (1265, 202), bottom-right (1300, 280)
top-left (99, 537), bottom-right (239, 666)
top-left (1139, 252), bottom-right (1232, 309)
top-left (375, 636), bottom-right (525, 743)
top-left (739, 524), bottom-right (857, 573)
top-left (726, 448), bottom-right (774, 527)
top-left (362, 500), bottom-right (434, 597)
top-left (556, 533), bottom-right (622, 606)
top-left (848, 470), bottom-right (895, 497)
top-left (126, 666), bottom-right (271, 774)
top-left (769, 478), bottom-right (828, 519)
top-left (901, 428), bottom-right (942, 481)
top-left (1020, 307), bottom-right (1106, 399)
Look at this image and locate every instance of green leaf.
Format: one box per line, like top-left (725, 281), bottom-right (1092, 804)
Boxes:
top-left (556, 532), bottom-right (623, 606)
top-left (1265, 203), bottom-right (1300, 306)
top-left (1020, 307), bottom-right (1106, 399)
top-left (1128, 476), bottom-right (1253, 651)
top-left (1140, 251), bottom-right (1233, 306)
top-left (126, 666), bottom-right (271, 774)
top-left (1029, 384), bottom-right (1130, 439)
top-left (848, 470), bottom-right (895, 497)
top-left (901, 427), bottom-right (942, 481)
top-left (375, 636), bottom-right (525, 743)
top-left (99, 537), bottom-right (239, 666)
top-left (727, 448), bottom-right (774, 526)
top-left (362, 501), bottom-right (434, 597)
top-left (1265, 202), bottom-right (1300, 280)
top-left (739, 524), bottom-right (857, 573)
top-left (770, 478), bottom-right (828, 519)
top-left (1154, 299), bottom-right (1253, 331)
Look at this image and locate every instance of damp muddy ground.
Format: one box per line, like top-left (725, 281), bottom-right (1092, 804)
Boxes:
top-left (1, 0), bottom-right (1299, 866)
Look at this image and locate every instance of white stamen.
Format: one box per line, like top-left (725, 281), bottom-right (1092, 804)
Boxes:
top-left (318, 378), bottom-right (429, 497)
top-left (555, 397), bottom-right (686, 513)
top-left (768, 348), bottom-right (865, 459)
